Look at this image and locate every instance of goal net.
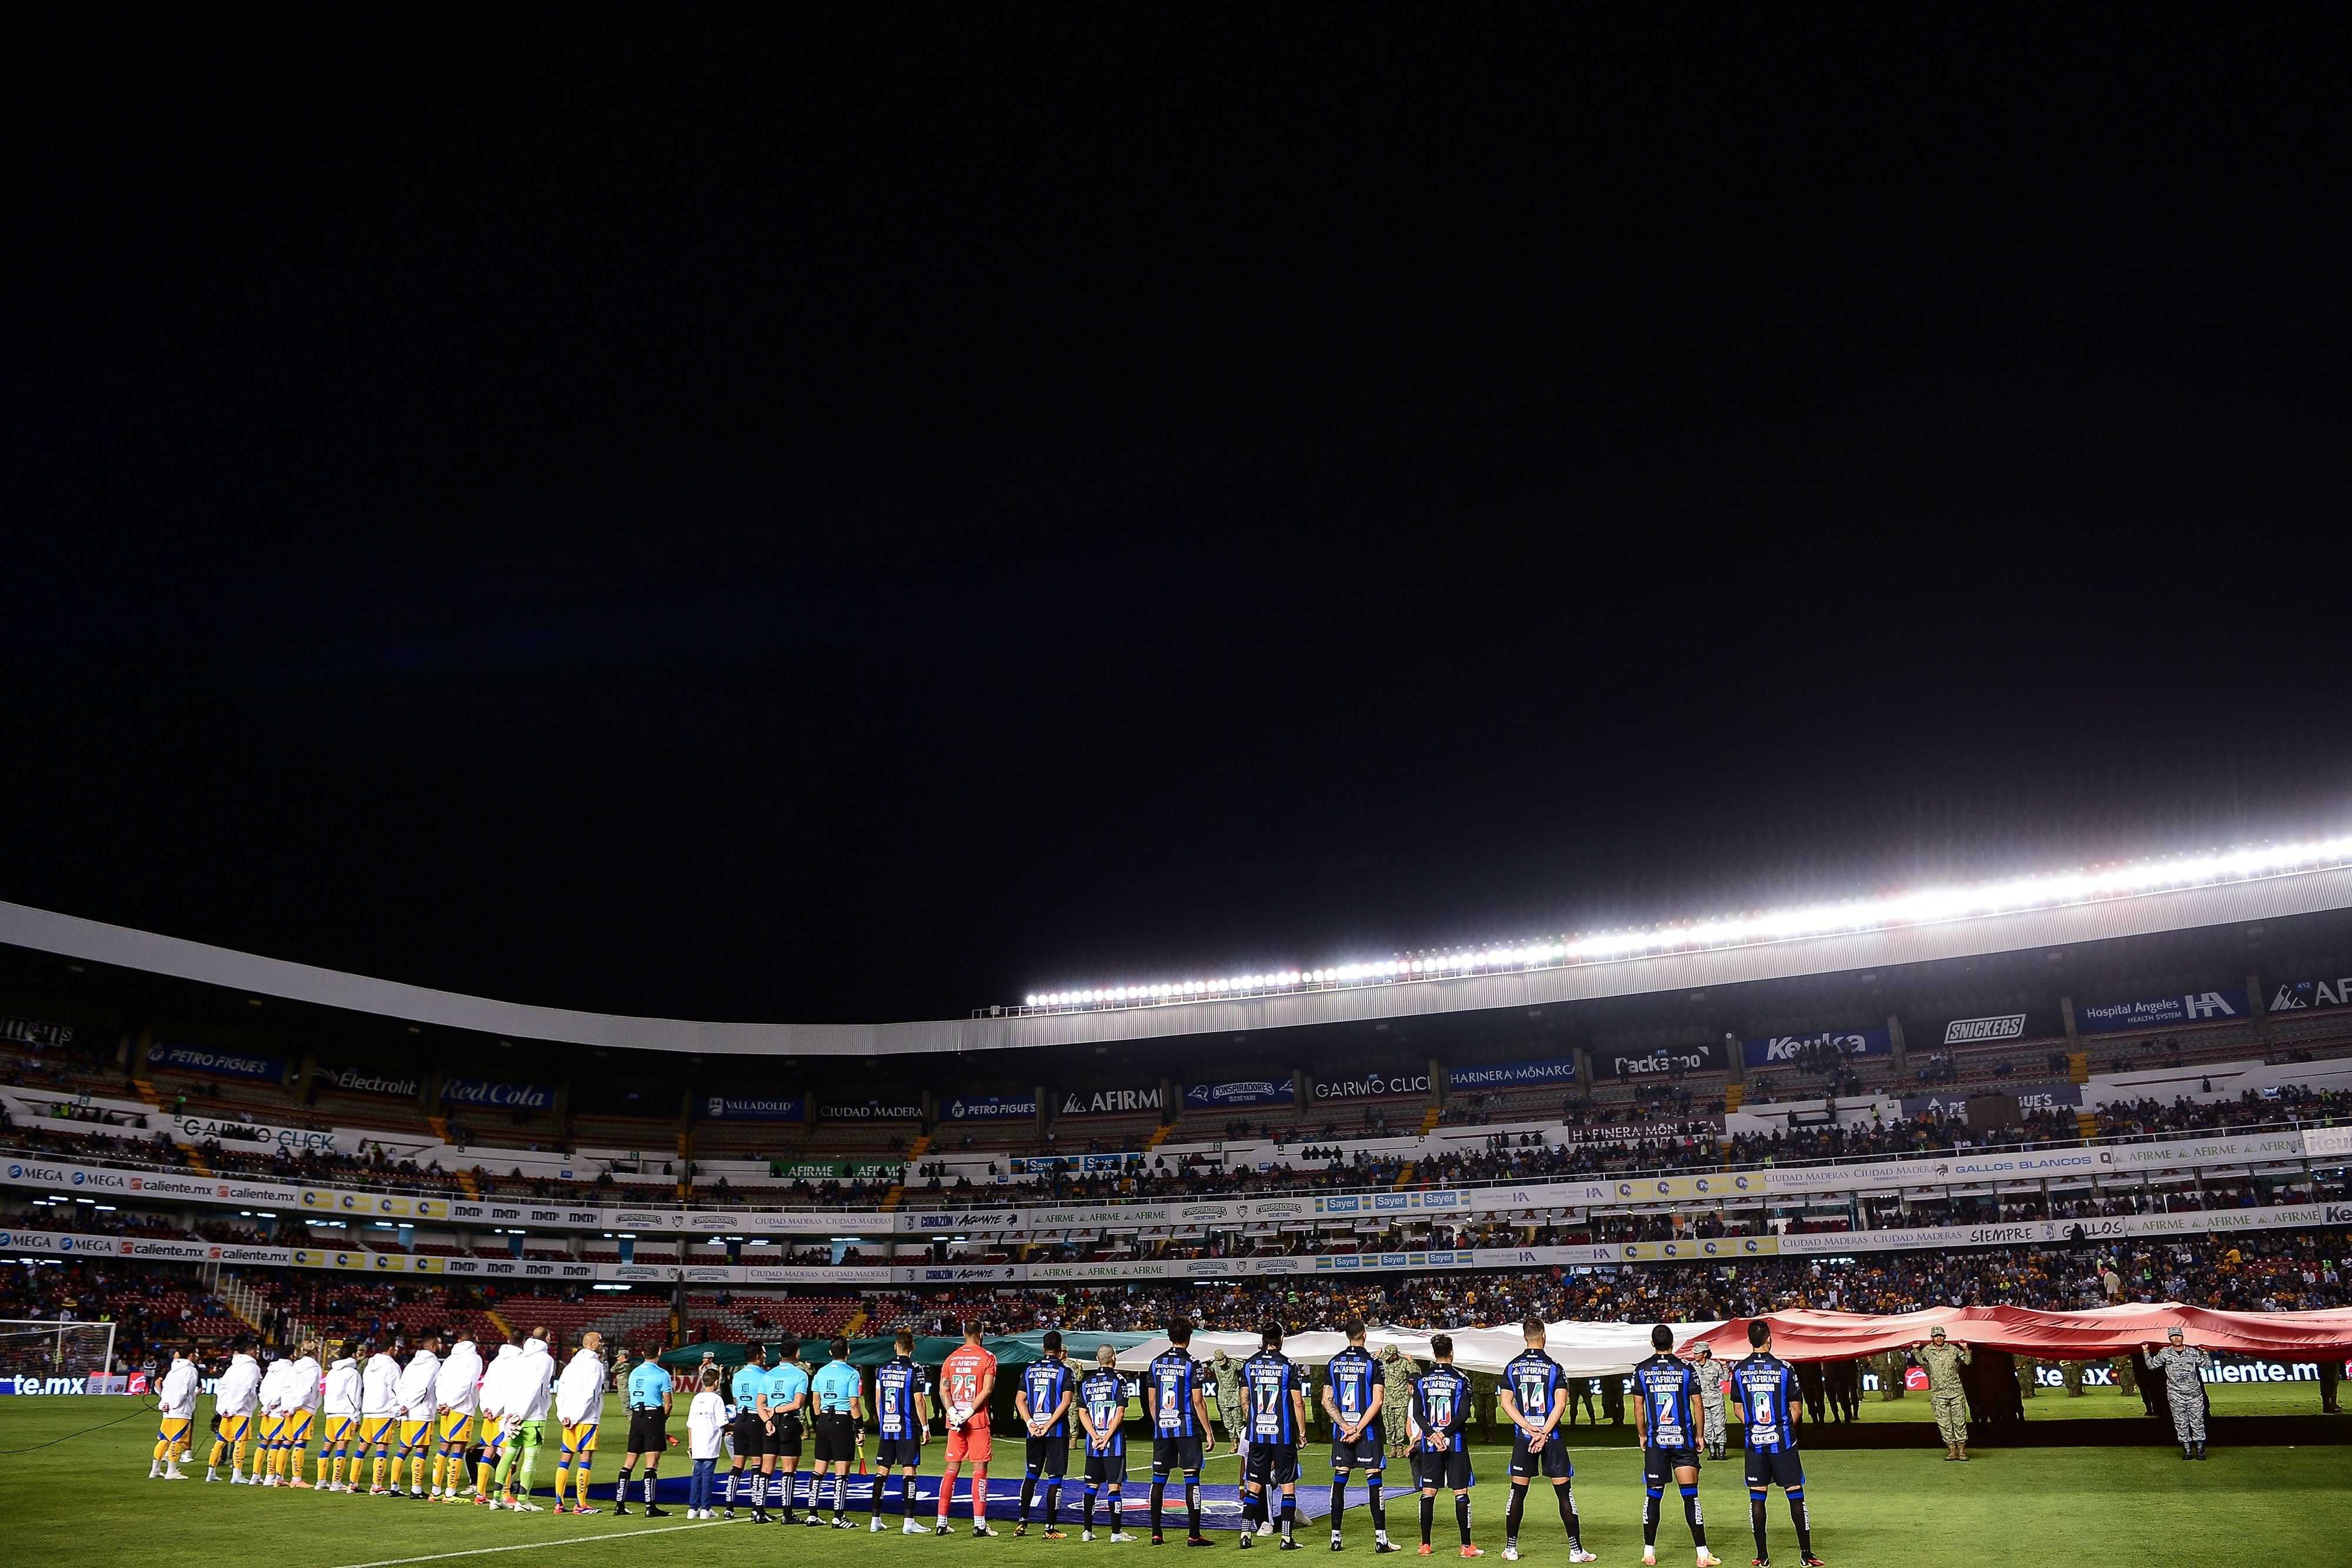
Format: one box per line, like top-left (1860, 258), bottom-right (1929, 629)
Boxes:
top-left (0, 1320), bottom-right (120, 1391)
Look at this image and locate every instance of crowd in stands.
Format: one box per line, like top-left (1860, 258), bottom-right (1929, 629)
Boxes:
top-left (2093, 1085), bottom-right (2352, 1137)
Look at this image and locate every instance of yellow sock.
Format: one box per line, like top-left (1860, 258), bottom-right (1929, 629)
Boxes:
top-left (235, 1437), bottom-right (249, 1475)
top-left (477, 1460), bottom-right (494, 1496)
top-left (575, 1463), bottom-right (592, 1506)
top-left (153, 1439), bottom-right (168, 1465)
top-left (371, 1456), bottom-right (385, 1490)
top-left (316, 1456), bottom-right (329, 1486)
top-left (433, 1453), bottom-right (449, 1492)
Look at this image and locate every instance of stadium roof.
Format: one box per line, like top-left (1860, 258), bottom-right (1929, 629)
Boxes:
top-left (6, 838), bottom-right (2351, 1057)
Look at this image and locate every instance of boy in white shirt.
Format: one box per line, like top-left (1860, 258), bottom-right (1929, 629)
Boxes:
top-left (688, 1369), bottom-right (728, 1519)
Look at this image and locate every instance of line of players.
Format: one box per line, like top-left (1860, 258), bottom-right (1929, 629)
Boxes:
top-left (143, 1325), bottom-right (639, 1513)
top-left (144, 1313), bottom-right (1824, 1566)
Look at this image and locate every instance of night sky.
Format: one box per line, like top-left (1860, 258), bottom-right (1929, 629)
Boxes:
top-left (8, 9), bottom-right (2348, 1023)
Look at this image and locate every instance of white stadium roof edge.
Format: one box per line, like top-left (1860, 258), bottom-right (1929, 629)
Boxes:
top-left (5, 837), bottom-right (2352, 1058)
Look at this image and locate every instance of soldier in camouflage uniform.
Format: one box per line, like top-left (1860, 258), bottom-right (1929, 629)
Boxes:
top-left (2059, 1359), bottom-right (2085, 1398)
top-left (1912, 1326), bottom-right (1973, 1460)
top-left (2107, 1356), bottom-right (2134, 1399)
top-left (1873, 1348), bottom-right (1907, 1401)
top-left (2144, 1327), bottom-right (2214, 1460)
top-left (1378, 1346), bottom-right (1418, 1460)
top-left (1690, 1341), bottom-right (1733, 1459)
top-left (2017, 1355), bottom-right (2039, 1399)
top-left (1211, 1349), bottom-right (1247, 1458)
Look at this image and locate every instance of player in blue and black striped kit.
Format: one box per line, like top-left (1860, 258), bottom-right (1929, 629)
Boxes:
top-left (1321, 1322), bottom-right (1396, 1553)
top-left (870, 1329), bottom-right (934, 1534)
top-left (1240, 1325), bottom-right (1309, 1549)
top-left (1077, 1344), bottom-right (1136, 1542)
top-left (1731, 1322), bottom-right (1820, 1568)
top-left (1631, 1325), bottom-right (1720, 1568)
top-left (1410, 1335), bottom-right (1479, 1558)
top-left (1015, 1331), bottom-right (1076, 1537)
top-left (1496, 1320), bottom-right (1592, 1564)
top-left (1146, 1321), bottom-right (1217, 1546)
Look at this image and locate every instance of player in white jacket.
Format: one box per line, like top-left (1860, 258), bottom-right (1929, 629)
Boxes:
top-left (433, 1333), bottom-right (485, 1502)
top-left (255, 1355), bottom-right (290, 1486)
top-left (283, 1342), bottom-right (325, 1489)
top-left (361, 1342), bottom-right (405, 1494)
top-left (472, 1340), bottom-right (523, 1505)
top-left (208, 1342), bottom-right (263, 1483)
top-left (553, 1332), bottom-right (608, 1514)
top-left (149, 1349), bottom-right (200, 1480)
top-left (492, 1332), bottom-right (557, 1510)
top-left (320, 1346), bottom-right (364, 1492)
top-left (396, 1333), bottom-right (443, 1499)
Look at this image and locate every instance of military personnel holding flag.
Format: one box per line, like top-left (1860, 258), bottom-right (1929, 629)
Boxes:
top-left (2143, 1328), bottom-right (2213, 1460)
top-left (1910, 1328), bottom-right (1972, 1461)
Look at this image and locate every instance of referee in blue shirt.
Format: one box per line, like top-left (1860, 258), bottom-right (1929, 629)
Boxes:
top-left (614, 1353), bottom-right (674, 1517)
top-left (811, 1338), bottom-right (867, 1529)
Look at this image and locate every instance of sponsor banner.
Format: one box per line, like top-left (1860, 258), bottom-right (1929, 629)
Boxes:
top-left (771, 1159), bottom-right (898, 1179)
top-left (1445, 1057), bottom-right (1578, 1090)
top-left (2267, 972), bottom-right (2352, 1015)
top-left (440, 1078), bottom-right (555, 1111)
top-left (2074, 988), bottom-right (2249, 1034)
top-left (700, 1094), bottom-right (807, 1122)
top-left (145, 1041), bottom-right (288, 1084)
top-left (1311, 1071), bottom-right (1431, 1102)
top-left (818, 1101), bottom-right (923, 1120)
top-left (1057, 1085), bottom-right (1165, 1116)
top-left (296, 1188), bottom-right (448, 1220)
top-left (1591, 1172), bottom-right (1768, 1205)
top-left (1899, 1082), bottom-right (2082, 1120)
top-left (1615, 1236), bottom-right (1780, 1262)
top-left (2095, 1131), bottom-right (2309, 1169)
top-left (1182, 1079), bottom-right (1295, 1109)
top-left (1741, 1027), bottom-right (1892, 1069)
top-left (901, 1208), bottom-right (1022, 1233)
top-left (2, 1016), bottom-right (75, 1048)
top-left (1595, 1040), bottom-right (1726, 1079)
top-left (1015, 1202), bottom-right (1179, 1230)
top-left (166, 1113), bottom-right (348, 1156)
top-left (940, 1093), bottom-right (1039, 1122)
top-left (456, 1200), bottom-right (607, 1228)
top-left (2305, 1126), bottom-right (2352, 1161)
top-left (315, 1065), bottom-right (421, 1099)
top-left (1939, 1013), bottom-right (2030, 1046)
top-left (1557, 1119), bottom-right (1721, 1148)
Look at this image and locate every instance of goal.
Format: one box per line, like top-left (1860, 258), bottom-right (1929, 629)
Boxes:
top-left (0, 1319), bottom-right (120, 1391)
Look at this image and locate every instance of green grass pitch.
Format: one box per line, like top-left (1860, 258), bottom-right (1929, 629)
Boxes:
top-left (5, 1393), bottom-right (2346, 1568)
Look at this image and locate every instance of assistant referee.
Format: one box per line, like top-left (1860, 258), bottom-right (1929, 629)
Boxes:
top-left (811, 1338), bottom-right (867, 1527)
top-left (615, 1352), bottom-right (675, 1517)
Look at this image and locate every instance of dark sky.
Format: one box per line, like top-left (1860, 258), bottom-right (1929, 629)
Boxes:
top-left (8, 8), bottom-right (2348, 1022)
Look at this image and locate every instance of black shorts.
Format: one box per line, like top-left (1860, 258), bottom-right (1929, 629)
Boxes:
top-left (1244, 1443), bottom-right (1299, 1487)
top-left (773, 1413), bottom-right (805, 1458)
top-left (627, 1409), bottom-right (669, 1454)
top-left (1643, 1447), bottom-right (1700, 1487)
top-left (813, 1413), bottom-right (858, 1463)
top-left (1508, 1432), bottom-right (1572, 1480)
top-left (732, 1411), bottom-right (770, 1459)
top-left (1413, 1449), bottom-right (1473, 1492)
top-left (1743, 1447), bottom-right (1803, 1490)
top-left (876, 1436), bottom-right (924, 1470)
top-left (1151, 1436), bottom-right (1203, 1478)
top-left (1025, 1436), bottom-right (1070, 1477)
top-left (1085, 1449), bottom-right (1128, 1486)
top-left (1330, 1434), bottom-right (1386, 1471)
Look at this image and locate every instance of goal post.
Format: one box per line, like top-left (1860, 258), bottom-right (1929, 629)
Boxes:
top-left (0, 1319), bottom-right (119, 1390)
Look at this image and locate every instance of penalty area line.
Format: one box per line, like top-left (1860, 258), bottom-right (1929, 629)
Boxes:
top-left (335, 1518), bottom-right (729, 1568)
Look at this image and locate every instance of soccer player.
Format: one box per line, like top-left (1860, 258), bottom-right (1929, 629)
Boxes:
top-left (493, 1330), bottom-right (556, 1511)
top-left (256, 1351), bottom-right (292, 1486)
top-left (473, 1338), bottom-right (520, 1505)
top-left (149, 1347), bottom-right (198, 1480)
top-left (1145, 1320), bottom-right (1217, 1546)
top-left (554, 1331), bottom-right (608, 1514)
top-left (1077, 1343), bottom-right (1134, 1543)
top-left (360, 1339), bottom-right (403, 1494)
top-left (432, 1329), bottom-right (483, 1501)
top-left (1632, 1326), bottom-right (1719, 1568)
top-left (395, 1332), bottom-right (442, 1497)
top-left (1240, 1325), bottom-right (1308, 1550)
top-left (615, 1343), bottom-right (676, 1517)
top-left (871, 1328), bottom-right (934, 1533)
top-left (1731, 1323), bottom-right (1819, 1568)
top-left (1015, 1330), bottom-right (1075, 1537)
top-left (1496, 1320), bottom-right (1589, 1564)
top-left (937, 1321), bottom-right (1001, 1537)
top-left (723, 1344), bottom-right (772, 1520)
top-left (208, 1340), bottom-right (262, 1483)
top-left (1322, 1322), bottom-right (1395, 1553)
top-left (282, 1339), bottom-right (324, 1489)
top-left (811, 1336), bottom-right (866, 1527)
top-left (1410, 1335), bottom-right (1478, 1559)
top-left (319, 1343), bottom-right (363, 1492)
